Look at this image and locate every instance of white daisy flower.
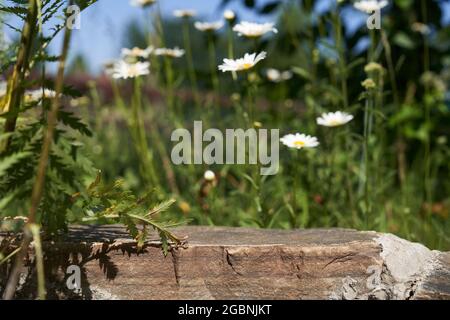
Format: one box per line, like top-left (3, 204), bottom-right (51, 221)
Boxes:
top-left (154, 47), bottom-right (185, 58)
top-left (266, 68), bottom-right (293, 82)
top-left (121, 46), bottom-right (153, 59)
top-left (204, 170), bottom-right (216, 182)
top-left (280, 133), bottom-right (320, 150)
top-left (354, 0), bottom-right (388, 14)
top-left (111, 60), bottom-right (150, 79)
top-left (233, 21), bottom-right (278, 38)
top-left (24, 89), bottom-right (59, 102)
top-left (224, 10), bottom-right (235, 21)
top-left (194, 21), bottom-right (224, 32)
top-left (173, 9), bottom-right (196, 18)
top-left (316, 111), bottom-right (354, 127)
top-left (218, 51), bottom-right (267, 72)
top-left (102, 60), bottom-right (117, 76)
top-left (130, 0), bottom-right (156, 8)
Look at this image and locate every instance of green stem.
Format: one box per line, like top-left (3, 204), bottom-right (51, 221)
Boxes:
top-left (305, 0), bottom-right (316, 83)
top-left (253, 37), bottom-right (259, 52)
top-left (132, 77), bottom-right (158, 189)
top-left (226, 22), bottom-right (237, 81)
top-left (421, 0), bottom-right (430, 73)
top-left (182, 19), bottom-right (200, 108)
top-left (149, 119), bottom-right (180, 195)
top-left (244, 74), bottom-right (253, 127)
top-left (29, 224), bottom-right (46, 300)
top-left (330, 130), bottom-right (337, 196)
top-left (3, 4), bottom-right (73, 299)
top-left (163, 56), bottom-right (176, 117)
top-left (421, 0), bottom-right (432, 214)
top-left (0, 247), bottom-right (21, 266)
top-left (334, 8), bottom-right (348, 109)
top-left (363, 95), bottom-right (373, 229)
top-left (207, 33), bottom-right (219, 100)
top-left (155, 2), bottom-right (166, 46)
top-left (1, 0), bottom-right (38, 154)
top-left (292, 150), bottom-right (301, 228)
top-left (369, 28), bottom-right (376, 62)
top-left (344, 127), bottom-right (357, 225)
top-left (380, 31), bottom-right (406, 193)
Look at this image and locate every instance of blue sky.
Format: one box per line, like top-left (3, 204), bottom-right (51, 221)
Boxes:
top-left (68, 0), bottom-right (274, 72)
top-left (2, 0), bottom-right (276, 73)
top-left (2, 0), bottom-right (450, 74)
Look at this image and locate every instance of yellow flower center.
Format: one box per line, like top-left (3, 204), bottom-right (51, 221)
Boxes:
top-left (294, 140), bottom-right (305, 147)
top-left (329, 120), bottom-right (341, 126)
top-left (131, 48), bottom-right (141, 55)
top-left (242, 63), bottom-right (253, 70)
top-left (129, 65), bottom-right (138, 76)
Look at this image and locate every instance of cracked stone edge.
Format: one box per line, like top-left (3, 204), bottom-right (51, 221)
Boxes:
top-left (375, 233), bottom-right (441, 300)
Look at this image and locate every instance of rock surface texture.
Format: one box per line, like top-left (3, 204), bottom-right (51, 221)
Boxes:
top-left (1, 226), bottom-right (449, 300)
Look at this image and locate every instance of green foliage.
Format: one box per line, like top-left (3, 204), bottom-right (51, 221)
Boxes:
top-left (1, 0), bottom-right (449, 260)
top-left (0, 0), bottom-right (182, 255)
top-left (0, 110), bottom-right (94, 234)
top-left (74, 173), bottom-right (183, 254)
top-left (90, 0), bottom-right (449, 250)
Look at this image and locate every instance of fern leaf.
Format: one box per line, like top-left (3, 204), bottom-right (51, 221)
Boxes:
top-left (0, 151), bottom-right (32, 177)
top-left (145, 199), bottom-right (176, 218)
